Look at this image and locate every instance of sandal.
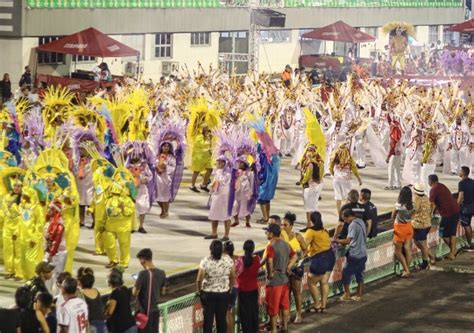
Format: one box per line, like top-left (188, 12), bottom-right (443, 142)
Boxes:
top-left (400, 272), bottom-right (411, 278)
top-left (308, 306), bottom-right (321, 313)
top-left (351, 296), bottom-right (362, 302)
top-left (340, 295), bottom-right (352, 302)
top-left (293, 316), bottom-right (303, 324)
top-left (319, 307), bottom-right (326, 313)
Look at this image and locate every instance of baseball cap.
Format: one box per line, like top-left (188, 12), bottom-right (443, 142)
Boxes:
top-left (264, 223), bottom-right (281, 236)
top-left (35, 261), bottom-right (55, 275)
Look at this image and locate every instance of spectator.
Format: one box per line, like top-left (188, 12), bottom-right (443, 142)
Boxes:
top-left (263, 223), bottom-right (297, 333)
top-left (77, 267), bottom-right (106, 333)
top-left (281, 65), bottom-right (292, 88)
top-left (323, 66), bottom-right (335, 85)
top-left (105, 269), bottom-right (136, 333)
top-left (57, 277), bottom-right (89, 333)
top-left (392, 186), bottom-right (415, 277)
top-left (223, 241), bottom-right (242, 333)
top-left (333, 190), bottom-right (371, 240)
top-left (19, 66), bottom-right (32, 88)
top-left (1, 73), bottom-right (11, 104)
top-left (24, 261), bottom-right (55, 304)
top-left (458, 166), bottom-right (474, 250)
top-left (237, 240), bottom-right (260, 333)
top-left (196, 240), bottom-right (235, 333)
top-left (309, 65), bottom-right (320, 85)
top-left (15, 287), bottom-right (41, 333)
top-left (304, 212), bottom-right (336, 313)
top-left (360, 188), bottom-right (378, 238)
top-left (282, 212), bottom-right (307, 324)
top-left (336, 208), bottom-right (367, 301)
top-left (412, 183), bottom-right (435, 270)
top-left (429, 174), bottom-right (460, 260)
top-left (0, 305), bottom-right (21, 333)
top-left (36, 292), bottom-right (56, 333)
top-left (133, 248), bottom-right (167, 333)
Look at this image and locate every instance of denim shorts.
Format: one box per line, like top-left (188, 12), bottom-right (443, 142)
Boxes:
top-left (309, 249), bottom-right (336, 276)
top-left (342, 255), bottom-right (367, 285)
top-left (413, 227), bottom-right (431, 241)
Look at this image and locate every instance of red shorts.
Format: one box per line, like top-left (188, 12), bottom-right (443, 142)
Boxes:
top-left (265, 284), bottom-right (290, 316)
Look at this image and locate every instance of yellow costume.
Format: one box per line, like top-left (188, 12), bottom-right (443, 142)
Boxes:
top-left (90, 163), bottom-right (113, 255)
top-left (19, 187), bottom-right (44, 280)
top-left (1, 192), bottom-right (22, 278)
top-left (102, 183), bottom-right (135, 268)
top-left (191, 133), bottom-right (213, 172)
top-left (62, 187), bottom-right (80, 273)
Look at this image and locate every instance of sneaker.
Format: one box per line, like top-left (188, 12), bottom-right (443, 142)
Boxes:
top-left (138, 227), bottom-right (147, 234)
top-left (189, 186), bottom-right (200, 193)
top-left (204, 235), bottom-right (218, 240)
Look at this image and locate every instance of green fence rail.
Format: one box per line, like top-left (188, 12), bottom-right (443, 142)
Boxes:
top-left (157, 220), bottom-right (468, 332)
top-left (26, 0), bottom-right (463, 9)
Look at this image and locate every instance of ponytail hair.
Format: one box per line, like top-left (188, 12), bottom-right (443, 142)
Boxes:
top-left (243, 239), bottom-right (255, 268)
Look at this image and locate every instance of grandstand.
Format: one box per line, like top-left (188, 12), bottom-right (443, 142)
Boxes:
top-left (0, 0), bottom-right (466, 84)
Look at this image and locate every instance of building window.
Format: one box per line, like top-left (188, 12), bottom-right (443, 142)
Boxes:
top-left (72, 55), bottom-right (96, 63)
top-left (364, 27), bottom-right (378, 39)
top-left (443, 27), bottom-right (459, 46)
top-left (260, 30), bottom-right (291, 43)
top-left (154, 33), bottom-right (172, 58)
top-left (429, 25), bottom-right (440, 45)
top-left (122, 34), bottom-right (145, 60)
top-left (191, 32), bottom-right (211, 46)
top-left (38, 36), bottom-right (65, 65)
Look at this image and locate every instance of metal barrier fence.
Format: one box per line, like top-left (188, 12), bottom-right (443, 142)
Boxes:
top-left (157, 220), bottom-right (467, 333)
top-left (26, 0), bottom-right (462, 9)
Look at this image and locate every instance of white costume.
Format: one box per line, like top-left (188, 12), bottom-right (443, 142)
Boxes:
top-left (449, 123), bottom-right (471, 174)
top-left (232, 169), bottom-right (254, 217)
top-left (156, 154), bottom-right (177, 202)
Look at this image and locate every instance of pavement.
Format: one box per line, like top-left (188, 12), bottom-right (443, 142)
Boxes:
top-left (292, 250), bottom-right (474, 333)
top-left (0, 155), bottom-right (462, 307)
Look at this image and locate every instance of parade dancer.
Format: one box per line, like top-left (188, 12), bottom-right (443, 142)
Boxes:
top-left (123, 141), bottom-right (157, 234)
top-left (44, 199), bottom-right (67, 287)
top-left (448, 117), bottom-right (470, 175)
top-left (385, 115), bottom-right (403, 190)
top-left (231, 157), bottom-right (254, 228)
top-left (19, 187), bottom-right (44, 280)
top-left (402, 125), bottom-right (423, 186)
top-left (300, 145), bottom-right (324, 227)
top-left (102, 182), bottom-right (135, 269)
top-left (330, 143), bottom-right (362, 213)
top-left (205, 156), bottom-right (233, 241)
top-left (153, 121), bottom-right (185, 219)
top-left (421, 127), bottom-right (440, 194)
top-left (2, 178), bottom-right (23, 280)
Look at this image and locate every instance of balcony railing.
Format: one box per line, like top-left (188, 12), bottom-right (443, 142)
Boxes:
top-left (25, 0), bottom-right (463, 9)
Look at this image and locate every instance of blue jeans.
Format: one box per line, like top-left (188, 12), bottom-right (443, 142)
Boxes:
top-left (124, 326), bottom-right (138, 333)
top-left (90, 321), bottom-right (107, 333)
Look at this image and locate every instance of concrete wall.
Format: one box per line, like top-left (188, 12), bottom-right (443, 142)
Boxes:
top-left (258, 30), bottom-right (300, 73)
top-left (21, 7), bottom-right (464, 37)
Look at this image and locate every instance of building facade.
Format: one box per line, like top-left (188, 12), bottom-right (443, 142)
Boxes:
top-left (0, 0), bottom-right (466, 87)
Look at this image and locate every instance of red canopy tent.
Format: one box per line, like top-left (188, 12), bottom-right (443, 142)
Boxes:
top-left (37, 27), bottom-right (139, 57)
top-left (301, 20), bottom-right (376, 43)
top-left (447, 19), bottom-right (474, 33)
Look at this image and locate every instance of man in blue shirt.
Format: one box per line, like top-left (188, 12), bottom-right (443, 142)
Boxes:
top-left (458, 166), bottom-right (474, 250)
top-left (336, 208), bottom-right (367, 301)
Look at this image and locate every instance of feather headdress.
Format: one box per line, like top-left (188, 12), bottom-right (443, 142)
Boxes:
top-left (382, 21), bottom-right (415, 37)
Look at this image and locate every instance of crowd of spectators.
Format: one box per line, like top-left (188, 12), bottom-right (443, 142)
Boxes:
top-left (0, 249), bottom-right (166, 333)
top-left (0, 167), bottom-right (472, 332)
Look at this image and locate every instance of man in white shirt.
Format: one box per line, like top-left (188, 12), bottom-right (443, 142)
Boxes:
top-left (57, 277), bottom-right (89, 333)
